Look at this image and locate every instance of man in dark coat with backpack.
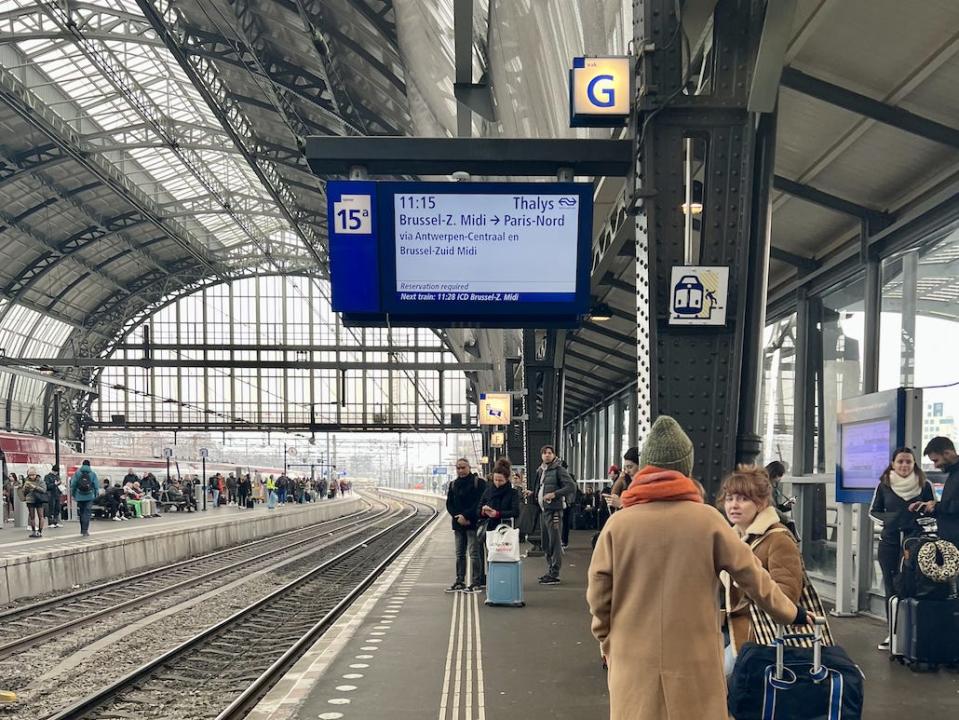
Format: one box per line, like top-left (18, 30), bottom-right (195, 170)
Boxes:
top-left (70, 460), bottom-right (99, 537)
top-left (445, 458), bottom-right (486, 593)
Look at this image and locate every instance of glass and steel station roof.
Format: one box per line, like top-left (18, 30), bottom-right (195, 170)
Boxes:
top-left (1, 0), bottom-right (958, 429)
top-left (0, 0), bottom-right (410, 364)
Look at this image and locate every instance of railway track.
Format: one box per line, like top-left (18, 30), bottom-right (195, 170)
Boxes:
top-left (0, 496), bottom-right (390, 659)
top-left (47, 495), bottom-right (436, 720)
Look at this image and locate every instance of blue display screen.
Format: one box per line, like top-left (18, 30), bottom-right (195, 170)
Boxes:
top-left (327, 181), bottom-right (593, 324)
top-left (840, 419), bottom-right (892, 489)
top-left (835, 388), bottom-right (906, 503)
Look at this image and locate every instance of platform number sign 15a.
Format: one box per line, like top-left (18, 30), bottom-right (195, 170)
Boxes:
top-left (333, 194), bottom-right (372, 235)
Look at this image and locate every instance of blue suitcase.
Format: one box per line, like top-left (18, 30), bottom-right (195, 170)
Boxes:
top-left (485, 560), bottom-right (525, 607)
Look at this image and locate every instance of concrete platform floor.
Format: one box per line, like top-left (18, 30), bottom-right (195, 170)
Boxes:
top-left (252, 523), bottom-right (959, 720)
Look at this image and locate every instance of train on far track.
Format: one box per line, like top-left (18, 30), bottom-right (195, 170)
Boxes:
top-left (0, 431), bottom-right (283, 483)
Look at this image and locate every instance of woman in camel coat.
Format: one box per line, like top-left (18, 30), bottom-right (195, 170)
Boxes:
top-left (587, 417), bottom-right (803, 720)
top-left (719, 465), bottom-right (804, 670)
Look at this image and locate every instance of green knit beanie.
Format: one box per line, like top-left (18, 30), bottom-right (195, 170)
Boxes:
top-left (640, 415), bottom-right (694, 477)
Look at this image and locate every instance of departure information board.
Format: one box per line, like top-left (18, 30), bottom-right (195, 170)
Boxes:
top-left (327, 181), bottom-right (593, 326)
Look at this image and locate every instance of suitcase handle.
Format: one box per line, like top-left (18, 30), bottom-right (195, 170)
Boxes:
top-left (775, 615), bottom-right (827, 681)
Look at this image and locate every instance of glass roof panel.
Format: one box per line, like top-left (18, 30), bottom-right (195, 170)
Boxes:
top-left (0, 0), bottom-right (314, 266)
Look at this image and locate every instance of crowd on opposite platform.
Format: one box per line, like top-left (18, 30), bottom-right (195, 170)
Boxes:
top-left (2, 462), bottom-right (352, 539)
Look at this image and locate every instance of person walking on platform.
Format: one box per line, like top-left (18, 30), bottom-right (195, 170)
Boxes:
top-left (445, 458), bottom-right (485, 592)
top-left (238, 474), bottom-right (251, 508)
top-left (266, 475), bottom-right (278, 509)
top-left (918, 436), bottom-right (959, 547)
top-left (227, 473), bottom-right (238, 505)
top-left (587, 416), bottom-right (807, 720)
top-left (70, 460), bottom-right (99, 537)
top-left (21, 467), bottom-right (48, 538)
top-left (44, 465), bottom-right (63, 529)
top-left (536, 445), bottom-right (576, 585)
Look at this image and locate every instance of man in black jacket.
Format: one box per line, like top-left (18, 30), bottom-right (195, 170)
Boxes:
top-left (535, 445), bottom-right (576, 585)
top-left (918, 436), bottom-right (959, 546)
top-left (445, 458), bottom-right (486, 593)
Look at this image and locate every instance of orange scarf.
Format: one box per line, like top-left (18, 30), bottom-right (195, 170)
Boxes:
top-left (620, 466), bottom-right (704, 507)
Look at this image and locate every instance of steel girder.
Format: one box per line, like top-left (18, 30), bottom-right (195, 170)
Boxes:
top-left (135, 0), bottom-right (328, 268)
top-left (1, 162), bottom-right (175, 303)
top-left (7, 357), bottom-right (492, 371)
top-left (781, 67), bottom-right (959, 151)
top-left (772, 174), bottom-right (895, 222)
top-left (81, 120), bottom-right (231, 152)
top-left (85, 420), bottom-right (478, 432)
top-left (0, 65), bottom-right (223, 278)
top-left (180, 22), bottom-right (346, 134)
top-left (288, 0), bottom-right (369, 134)
top-left (340, 0), bottom-right (399, 44)
top-left (40, 3), bottom-right (309, 270)
top-left (0, 144), bottom-right (70, 191)
top-left (0, 206), bottom-right (128, 294)
top-left (0, 1), bottom-right (161, 46)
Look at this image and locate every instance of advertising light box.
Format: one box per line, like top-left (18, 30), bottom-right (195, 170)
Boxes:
top-left (327, 181), bottom-right (593, 327)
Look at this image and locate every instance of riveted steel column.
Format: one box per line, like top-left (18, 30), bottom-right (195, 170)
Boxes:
top-left (634, 0), bottom-right (766, 497)
top-left (737, 109), bottom-right (777, 464)
top-left (523, 329), bottom-right (566, 476)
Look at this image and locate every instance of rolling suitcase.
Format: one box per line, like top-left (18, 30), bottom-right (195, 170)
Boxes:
top-left (245, 497), bottom-right (255, 509)
top-left (485, 559), bottom-right (524, 607)
top-left (891, 596), bottom-right (959, 669)
top-left (728, 619), bottom-right (864, 720)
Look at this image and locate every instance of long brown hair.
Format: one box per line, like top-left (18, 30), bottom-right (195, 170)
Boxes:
top-left (879, 447), bottom-right (926, 490)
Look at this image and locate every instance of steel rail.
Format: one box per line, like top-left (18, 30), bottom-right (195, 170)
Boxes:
top-left (217, 499), bottom-right (439, 719)
top-left (0, 499), bottom-right (371, 622)
top-left (46, 495), bottom-right (436, 720)
top-left (0, 499), bottom-right (390, 659)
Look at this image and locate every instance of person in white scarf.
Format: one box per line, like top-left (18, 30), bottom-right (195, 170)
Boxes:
top-left (869, 447), bottom-right (935, 650)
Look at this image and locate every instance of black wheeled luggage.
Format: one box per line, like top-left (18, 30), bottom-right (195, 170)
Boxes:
top-left (891, 596), bottom-right (959, 669)
top-left (728, 620), bottom-right (864, 720)
top-left (245, 497), bottom-right (255, 509)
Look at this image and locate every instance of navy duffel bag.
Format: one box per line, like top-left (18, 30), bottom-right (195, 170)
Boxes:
top-left (728, 641), bottom-right (864, 720)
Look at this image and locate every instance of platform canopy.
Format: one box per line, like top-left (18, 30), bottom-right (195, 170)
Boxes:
top-left (1, 0), bottom-right (958, 437)
top-left (563, 0), bottom-right (959, 420)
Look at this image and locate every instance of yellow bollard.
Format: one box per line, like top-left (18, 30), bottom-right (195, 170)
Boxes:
top-left (0, 691), bottom-right (16, 703)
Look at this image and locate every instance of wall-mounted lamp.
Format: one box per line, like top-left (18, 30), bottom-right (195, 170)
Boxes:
top-left (589, 303), bottom-right (614, 322)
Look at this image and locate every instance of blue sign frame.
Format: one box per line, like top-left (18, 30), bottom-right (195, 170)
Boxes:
top-left (835, 388), bottom-right (906, 503)
top-left (327, 180), bottom-right (594, 327)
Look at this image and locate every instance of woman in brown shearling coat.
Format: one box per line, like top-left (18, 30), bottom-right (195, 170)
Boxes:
top-left (719, 465), bottom-right (804, 669)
